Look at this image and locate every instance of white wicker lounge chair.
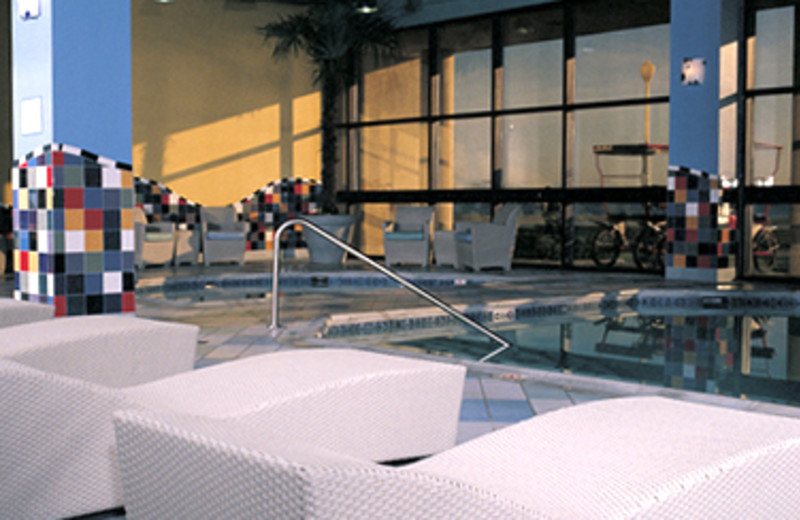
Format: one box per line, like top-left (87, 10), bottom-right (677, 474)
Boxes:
top-left (455, 204), bottom-right (521, 271)
top-left (200, 206), bottom-right (247, 266)
top-left (0, 297), bottom-right (53, 328)
top-left (0, 315), bottom-right (199, 520)
top-left (383, 206), bottom-right (434, 267)
top-left (115, 396), bottom-right (800, 519)
top-left (134, 206), bottom-right (176, 268)
top-left (1, 346), bottom-right (464, 519)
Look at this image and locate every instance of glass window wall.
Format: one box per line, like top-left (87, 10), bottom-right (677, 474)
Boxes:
top-left (752, 5), bottom-right (795, 89)
top-left (744, 1), bottom-right (799, 279)
top-left (572, 105), bottom-right (670, 188)
top-left (358, 123), bottom-right (428, 191)
top-left (437, 117), bottom-right (492, 189)
top-left (361, 28), bottom-right (429, 122)
top-left (574, 0), bottom-right (670, 103)
top-left (501, 112), bottom-right (562, 188)
top-left (748, 96), bottom-right (792, 186)
top-left (440, 19), bottom-right (493, 114)
top-left (502, 9), bottom-right (563, 109)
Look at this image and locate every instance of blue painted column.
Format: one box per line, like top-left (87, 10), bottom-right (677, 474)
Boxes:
top-left (12, 0), bottom-right (131, 160)
top-left (667, 0), bottom-right (738, 283)
top-left (11, 1), bottom-right (134, 315)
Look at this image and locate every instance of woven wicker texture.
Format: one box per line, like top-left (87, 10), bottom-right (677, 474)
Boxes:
top-left (0, 315), bottom-right (198, 387)
top-left (116, 397), bottom-right (800, 520)
top-left (0, 360), bottom-right (148, 519)
top-left (1, 346), bottom-right (463, 519)
top-left (125, 348), bottom-right (466, 461)
top-left (0, 317), bottom-right (198, 519)
top-left (412, 396), bottom-right (800, 519)
top-left (114, 410), bottom-right (536, 520)
top-left (0, 297), bottom-right (54, 328)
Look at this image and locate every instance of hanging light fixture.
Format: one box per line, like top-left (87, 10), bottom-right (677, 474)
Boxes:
top-left (355, 0), bottom-right (378, 14)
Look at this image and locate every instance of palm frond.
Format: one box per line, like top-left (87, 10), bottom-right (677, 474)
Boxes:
top-left (257, 0), bottom-right (399, 211)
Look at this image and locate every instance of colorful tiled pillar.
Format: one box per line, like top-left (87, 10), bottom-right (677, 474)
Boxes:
top-left (11, 1), bottom-right (132, 315)
top-left (12, 144), bottom-right (136, 317)
top-left (666, 166), bottom-right (735, 282)
top-left (238, 178), bottom-right (322, 251)
top-left (668, 0), bottom-right (740, 282)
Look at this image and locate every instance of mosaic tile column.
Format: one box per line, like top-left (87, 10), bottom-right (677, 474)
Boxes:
top-left (664, 315), bottom-right (737, 393)
top-left (12, 144), bottom-right (136, 317)
top-left (238, 178), bottom-right (322, 251)
top-left (666, 165), bottom-right (735, 283)
top-left (134, 177), bottom-right (200, 228)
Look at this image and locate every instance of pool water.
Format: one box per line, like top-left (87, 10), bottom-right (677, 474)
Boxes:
top-left (366, 311), bottom-right (800, 408)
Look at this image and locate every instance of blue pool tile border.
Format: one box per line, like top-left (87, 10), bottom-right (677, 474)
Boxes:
top-left (322, 289), bottom-right (800, 338)
top-left (137, 272), bottom-right (486, 297)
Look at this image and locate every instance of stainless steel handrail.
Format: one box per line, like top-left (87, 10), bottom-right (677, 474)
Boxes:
top-left (269, 217), bottom-right (513, 362)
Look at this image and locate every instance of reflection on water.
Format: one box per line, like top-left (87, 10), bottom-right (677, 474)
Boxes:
top-left (397, 312), bottom-right (800, 407)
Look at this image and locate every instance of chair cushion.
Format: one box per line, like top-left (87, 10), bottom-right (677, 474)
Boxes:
top-left (385, 232), bottom-right (425, 241)
top-left (144, 232), bottom-right (173, 243)
top-left (206, 231), bottom-right (244, 241)
top-left (454, 232), bottom-right (472, 243)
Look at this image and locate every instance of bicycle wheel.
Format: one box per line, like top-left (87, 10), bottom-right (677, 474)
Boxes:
top-left (633, 226), bottom-right (665, 272)
top-left (753, 229), bottom-right (779, 272)
top-left (590, 227), bottom-right (621, 267)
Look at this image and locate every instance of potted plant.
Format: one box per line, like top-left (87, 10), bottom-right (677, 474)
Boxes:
top-left (258, 0), bottom-right (397, 263)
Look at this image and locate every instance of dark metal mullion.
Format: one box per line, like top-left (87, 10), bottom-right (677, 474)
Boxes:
top-left (735, 0), bottom-right (751, 276)
top-left (561, 1), bottom-right (575, 267)
top-left (337, 187), bottom-right (667, 205)
top-left (746, 85), bottom-right (800, 97)
top-left (339, 95), bottom-right (671, 132)
top-left (742, 186), bottom-right (800, 203)
top-left (428, 26), bottom-right (439, 197)
top-left (491, 15), bottom-right (503, 199)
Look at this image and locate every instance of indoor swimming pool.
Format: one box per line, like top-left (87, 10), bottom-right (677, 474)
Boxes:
top-left (131, 266), bottom-right (800, 409)
top-left (335, 308), bottom-right (800, 408)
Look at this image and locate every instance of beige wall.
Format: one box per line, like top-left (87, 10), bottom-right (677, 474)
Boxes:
top-left (132, 0), bottom-right (320, 206)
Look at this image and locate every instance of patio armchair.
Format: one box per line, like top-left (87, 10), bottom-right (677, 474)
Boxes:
top-left (1, 342), bottom-right (464, 519)
top-left (383, 206), bottom-right (435, 267)
top-left (115, 396), bottom-right (800, 519)
top-left (200, 206), bottom-right (247, 266)
top-left (0, 297), bottom-right (54, 328)
top-left (134, 206), bottom-right (175, 268)
top-left (455, 204), bottom-right (521, 271)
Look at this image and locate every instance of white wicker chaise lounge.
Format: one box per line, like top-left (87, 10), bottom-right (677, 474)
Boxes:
top-left (0, 297), bottom-right (54, 328)
top-left (115, 396), bottom-right (800, 519)
top-left (0, 315), bottom-right (197, 387)
top-left (0, 315), bottom-right (199, 519)
top-left (2, 344), bottom-right (465, 519)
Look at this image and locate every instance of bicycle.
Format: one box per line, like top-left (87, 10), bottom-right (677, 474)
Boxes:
top-left (632, 217), bottom-right (666, 271)
top-left (589, 213), bottom-right (665, 271)
top-left (752, 207), bottom-right (779, 272)
top-left (750, 141), bottom-right (783, 273)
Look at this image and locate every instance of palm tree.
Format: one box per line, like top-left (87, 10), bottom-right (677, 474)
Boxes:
top-left (258, 0), bottom-right (397, 213)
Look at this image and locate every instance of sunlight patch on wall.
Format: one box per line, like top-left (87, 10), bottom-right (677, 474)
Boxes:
top-left (293, 92), bottom-right (320, 135)
top-left (162, 104), bottom-right (280, 176)
top-left (170, 147), bottom-right (280, 205)
top-left (292, 134), bottom-right (321, 179)
top-left (132, 104), bottom-right (282, 205)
